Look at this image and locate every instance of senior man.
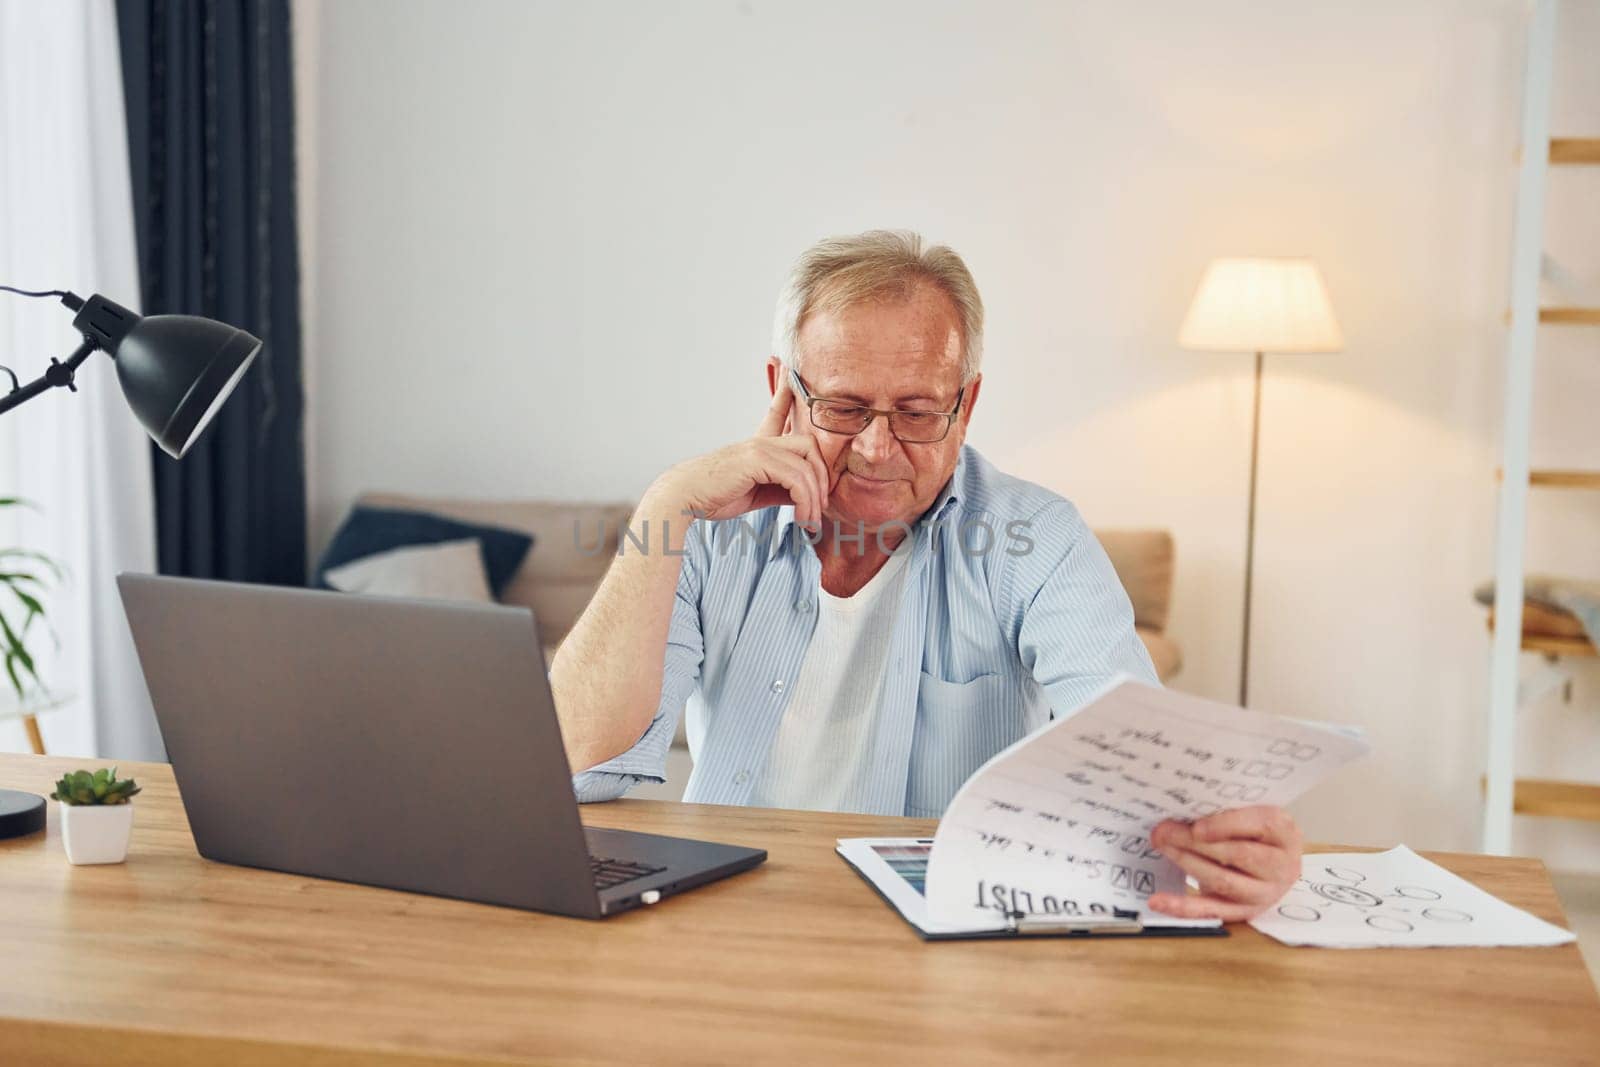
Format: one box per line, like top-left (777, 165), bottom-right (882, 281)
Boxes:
top-left (550, 230), bottom-right (1301, 920)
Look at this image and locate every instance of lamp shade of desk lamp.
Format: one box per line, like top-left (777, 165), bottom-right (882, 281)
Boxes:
top-left (108, 310), bottom-right (261, 459)
top-left (1178, 258), bottom-right (1342, 706)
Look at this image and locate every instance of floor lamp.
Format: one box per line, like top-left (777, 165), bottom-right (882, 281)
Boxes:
top-left (1178, 258), bottom-right (1343, 706)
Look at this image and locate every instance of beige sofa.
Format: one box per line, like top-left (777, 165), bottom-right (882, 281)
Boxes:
top-left (357, 494), bottom-right (1181, 682)
top-left (1095, 528), bottom-right (1182, 681)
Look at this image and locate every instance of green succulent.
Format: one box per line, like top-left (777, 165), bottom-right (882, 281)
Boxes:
top-left (50, 767), bottom-right (141, 806)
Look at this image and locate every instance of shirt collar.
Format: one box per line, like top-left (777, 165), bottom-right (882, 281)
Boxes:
top-left (767, 446), bottom-right (969, 561)
top-left (925, 445), bottom-right (968, 526)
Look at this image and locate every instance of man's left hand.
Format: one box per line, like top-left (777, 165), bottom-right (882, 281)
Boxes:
top-left (1145, 805), bottom-right (1303, 922)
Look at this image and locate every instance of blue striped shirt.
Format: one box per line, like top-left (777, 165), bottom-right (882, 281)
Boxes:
top-left (571, 445), bottom-right (1158, 817)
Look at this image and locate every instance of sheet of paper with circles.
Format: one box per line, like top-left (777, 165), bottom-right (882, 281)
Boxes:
top-left (1250, 845), bottom-right (1578, 948)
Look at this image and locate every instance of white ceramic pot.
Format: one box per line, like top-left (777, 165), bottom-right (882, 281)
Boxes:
top-left (60, 803), bottom-right (134, 865)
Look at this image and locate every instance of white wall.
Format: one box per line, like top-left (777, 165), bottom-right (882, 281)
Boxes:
top-left (295, 0), bottom-right (1600, 868)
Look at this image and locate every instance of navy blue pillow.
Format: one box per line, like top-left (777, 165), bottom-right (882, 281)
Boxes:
top-left (314, 506), bottom-right (535, 599)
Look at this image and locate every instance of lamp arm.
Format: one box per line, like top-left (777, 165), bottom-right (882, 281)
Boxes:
top-left (0, 336), bottom-right (102, 417)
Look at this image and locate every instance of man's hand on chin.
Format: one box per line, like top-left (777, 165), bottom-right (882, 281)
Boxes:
top-left (1145, 805), bottom-right (1304, 922)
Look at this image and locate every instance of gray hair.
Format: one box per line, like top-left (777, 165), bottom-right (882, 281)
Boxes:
top-left (771, 230), bottom-right (985, 384)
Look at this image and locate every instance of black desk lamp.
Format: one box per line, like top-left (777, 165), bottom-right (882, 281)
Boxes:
top-left (0, 283), bottom-right (260, 839)
top-left (0, 284), bottom-right (261, 458)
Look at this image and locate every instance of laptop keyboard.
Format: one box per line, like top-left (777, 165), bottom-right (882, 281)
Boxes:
top-left (589, 855), bottom-right (667, 891)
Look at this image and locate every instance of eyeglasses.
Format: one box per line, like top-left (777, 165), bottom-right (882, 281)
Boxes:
top-left (789, 368), bottom-right (965, 444)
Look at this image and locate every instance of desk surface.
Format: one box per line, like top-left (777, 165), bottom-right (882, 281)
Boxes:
top-left (2, 753), bottom-right (1597, 1065)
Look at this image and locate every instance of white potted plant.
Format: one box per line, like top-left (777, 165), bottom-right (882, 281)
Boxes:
top-left (50, 767), bottom-right (141, 864)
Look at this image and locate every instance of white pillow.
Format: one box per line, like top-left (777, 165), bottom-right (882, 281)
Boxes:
top-left (323, 538), bottom-right (494, 603)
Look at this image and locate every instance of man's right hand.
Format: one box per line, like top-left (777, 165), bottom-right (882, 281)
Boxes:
top-left (646, 372), bottom-right (833, 529)
top-left (551, 371), bottom-right (834, 776)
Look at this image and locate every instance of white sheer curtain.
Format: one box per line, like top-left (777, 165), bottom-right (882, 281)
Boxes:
top-left (0, 0), bottom-right (161, 760)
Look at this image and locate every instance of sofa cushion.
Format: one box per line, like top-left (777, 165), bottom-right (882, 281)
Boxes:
top-left (359, 494), bottom-right (634, 646)
top-left (1095, 529), bottom-right (1175, 633)
top-left (324, 538), bottom-right (496, 604)
top-left (316, 506), bottom-right (533, 598)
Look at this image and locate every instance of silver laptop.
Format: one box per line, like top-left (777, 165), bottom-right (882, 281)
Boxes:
top-left (116, 573), bottom-right (765, 918)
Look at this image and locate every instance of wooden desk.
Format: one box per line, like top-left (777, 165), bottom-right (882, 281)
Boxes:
top-left (2, 753), bottom-right (1597, 1065)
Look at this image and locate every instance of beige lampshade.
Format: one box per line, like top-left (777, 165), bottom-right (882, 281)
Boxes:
top-left (1178, 257), bottom-right (1344, 354)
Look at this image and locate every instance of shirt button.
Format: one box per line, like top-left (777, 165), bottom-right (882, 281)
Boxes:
top-left (794, 599), bottom-right (810, 612)
top-left (771, 679), bottom-right (785, 692)
top-left (734, 770), bottom-right (750, 785)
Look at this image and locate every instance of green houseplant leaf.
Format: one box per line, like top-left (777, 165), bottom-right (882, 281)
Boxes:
top-left (0, 499), bottom-right (65, 704)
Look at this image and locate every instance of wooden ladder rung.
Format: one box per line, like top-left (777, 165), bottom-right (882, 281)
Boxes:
top-left (1539, 307), bottom-right (1600, 325)
top-left (1518, 633), bottom-right (1598, 657)
top-left (1479, 777), bottom-right (1600, 821)
top-left (1495, 468), bottom-right (1600, 489)
top-left (1485, 615), bottom-right (1597, 657)
top-left (1550, 137), bottom-right (1600, 164)
top-left (1513, 779), bottom-right (1600, 821)
top-left (1530, 469), bottom-right (1600, 489)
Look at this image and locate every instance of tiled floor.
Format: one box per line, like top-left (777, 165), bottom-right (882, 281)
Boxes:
top-left (1552, 870), bottom-right (1600, 989)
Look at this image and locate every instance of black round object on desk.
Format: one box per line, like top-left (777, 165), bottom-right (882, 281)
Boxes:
top-left (0, 789), bottom-right (46, 839)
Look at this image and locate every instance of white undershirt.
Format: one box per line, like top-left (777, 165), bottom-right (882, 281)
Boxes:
top-left (750, 546), bottom-right (911, 814)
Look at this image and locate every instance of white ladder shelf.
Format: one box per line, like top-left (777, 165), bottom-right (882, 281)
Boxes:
top-left (1484, 0), bottom-right (1600, 853)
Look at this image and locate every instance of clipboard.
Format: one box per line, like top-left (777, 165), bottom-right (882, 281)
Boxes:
top-left (836, 838), bottom-right (1228, 941)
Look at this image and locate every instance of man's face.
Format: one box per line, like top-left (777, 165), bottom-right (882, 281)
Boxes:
top-left (776, 283), bottom-right (981, 538)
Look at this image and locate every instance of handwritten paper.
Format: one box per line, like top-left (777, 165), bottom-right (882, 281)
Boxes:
top-left (1249, 845), bottom-right (1577, 948)
top-left (924, 676), bottom-right (1369, 926)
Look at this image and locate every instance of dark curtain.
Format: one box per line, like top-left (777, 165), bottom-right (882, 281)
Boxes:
top-left (115, 0), bottom-right (308, 584)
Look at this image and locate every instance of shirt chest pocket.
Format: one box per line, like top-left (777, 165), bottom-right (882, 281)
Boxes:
top-left (905, 670), bottom-right (1029, 817)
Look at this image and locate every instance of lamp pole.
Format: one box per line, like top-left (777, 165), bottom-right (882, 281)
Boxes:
top-left (1240, 349), bottom-right (1263, 707)
top-left (1179, 258), bottom-right (1343, 708)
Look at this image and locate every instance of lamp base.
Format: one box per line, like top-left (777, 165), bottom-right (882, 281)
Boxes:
top-left (0, 788), bottom-right (46, 839)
